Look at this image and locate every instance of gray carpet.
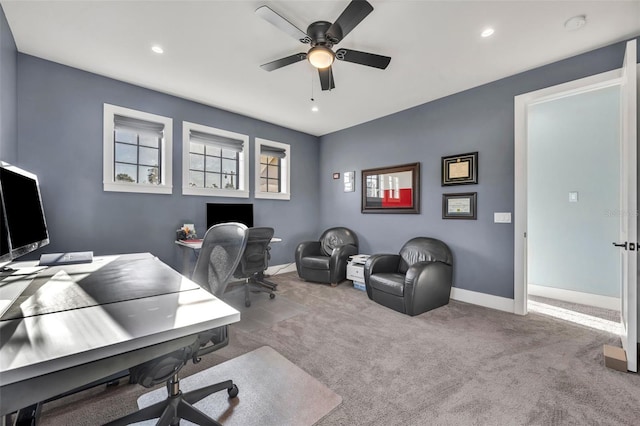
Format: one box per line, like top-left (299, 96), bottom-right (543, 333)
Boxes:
top-left (37, 273), bottom-right (640, 425)
top-left (136, 346), bottom-right (341, 425)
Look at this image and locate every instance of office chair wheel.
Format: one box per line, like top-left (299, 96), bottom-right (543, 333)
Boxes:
top-left (269, 293), bottom-right (275, 299)
top-left (228, 384), bottom-right (239, 398)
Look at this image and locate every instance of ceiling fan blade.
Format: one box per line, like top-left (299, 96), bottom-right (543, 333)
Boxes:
top-left (255, 5), bottom-right (311, 44)
top-left (318, 67), bottom-right (336, 91)
top-left (260, 53), bottom-right (307, 71)
top-left (335, 48), bottom-right (391, 70)
top-left (326, 0), bottom-right (374, 44)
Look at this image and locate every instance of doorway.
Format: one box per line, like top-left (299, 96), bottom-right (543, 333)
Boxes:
top-left (514, 40), bottom-right (637, 372)
top-left (526, 85), bottom-right (621, 327)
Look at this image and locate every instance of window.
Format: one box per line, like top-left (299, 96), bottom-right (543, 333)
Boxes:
top-left (103, 104), bottom-right (173, 194)
top-left (182, 122), bottom-right (249, 198)
top-left (255, 138), bottom-right (290, 200)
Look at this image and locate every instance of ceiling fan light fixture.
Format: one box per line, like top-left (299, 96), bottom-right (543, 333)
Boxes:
top-left (308, 45), bottom-right (335, 69)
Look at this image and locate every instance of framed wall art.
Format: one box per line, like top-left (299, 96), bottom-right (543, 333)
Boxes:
top-left (442, 192), bottom-right (477, 219)
top-left (362, 162), bottom-right (420, 213)
top-left (441, 152), bottom-right (478, 186)
top-left (344, 171), bottom-right (355, 192)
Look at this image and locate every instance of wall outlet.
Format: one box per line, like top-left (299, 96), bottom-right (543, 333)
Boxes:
top-left (494, 212), bottom-right (512, 223)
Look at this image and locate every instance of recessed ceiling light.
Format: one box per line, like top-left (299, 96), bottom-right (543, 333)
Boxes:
top-left (564, 15), bottom-right (587, 31)
top-left (311, 105), bottom-right (319, 112)
top-left (151, 45), bottom-right (164, 54)
top-left (481, 28), bottom-right (494, 38)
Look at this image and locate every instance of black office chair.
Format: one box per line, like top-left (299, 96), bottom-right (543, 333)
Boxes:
top-left (233, 227), bottom-right (277, 307)
top-left (106, 222), bottom-right (249, 426)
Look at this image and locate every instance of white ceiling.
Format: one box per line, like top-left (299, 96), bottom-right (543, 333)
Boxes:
top-left (2, 1), bottom-right (640, 137)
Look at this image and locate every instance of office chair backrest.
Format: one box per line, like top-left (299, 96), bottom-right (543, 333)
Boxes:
top-left (234, 227), bottom-right (275, 278)
top-left (192, 222), bottom-right (249, 296)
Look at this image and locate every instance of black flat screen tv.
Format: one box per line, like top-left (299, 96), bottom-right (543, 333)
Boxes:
top-left (206, 203), bottom-right (254, 230)
top-left (0, 162), bottom-right (49, 260)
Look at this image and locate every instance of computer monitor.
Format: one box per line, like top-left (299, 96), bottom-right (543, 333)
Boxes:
top-left (0, 162), bottom-right (49, 260)
top-left (206, 203), bottom-right (254, 229)
top-left (0, 193), bottom-right (11, 267)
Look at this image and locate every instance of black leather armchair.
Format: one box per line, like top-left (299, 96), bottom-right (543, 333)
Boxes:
top-left (364, 237), bottom-right (453, 316)
top-left (295, 227), bottom-right (358, 286)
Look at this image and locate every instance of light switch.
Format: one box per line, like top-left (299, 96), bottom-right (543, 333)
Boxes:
top-left (494, 212), bottom-right (512, 223)
top-left (569, 191), bottom-right (578, 202)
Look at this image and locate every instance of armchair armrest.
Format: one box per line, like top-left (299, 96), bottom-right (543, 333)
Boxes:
top-left (328, 243), bottom-right (359, 284)
top-left (295, 241), bottom-right (323, 275)
top-left (365, 254), bottom-right (400, 279)
top-left (404, 261), bottom-right (453, 316)
top-left (364, 254), bottom-right (400, 299)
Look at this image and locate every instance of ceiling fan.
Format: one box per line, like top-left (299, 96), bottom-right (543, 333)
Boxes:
top-left (256, 0), bottom-right (391, 91)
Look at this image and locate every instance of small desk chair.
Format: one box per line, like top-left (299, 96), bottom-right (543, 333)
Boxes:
top-left (233, 226), bottom-right (277, 307)
top-left (106, 222), bottom-right (248, 426)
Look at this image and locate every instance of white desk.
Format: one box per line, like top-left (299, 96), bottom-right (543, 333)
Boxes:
top-left (175, 237), bottom-right (282, 276)
top-left (0, 253), bottom-right (240, 416)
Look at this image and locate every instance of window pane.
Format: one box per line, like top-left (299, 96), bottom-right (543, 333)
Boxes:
top-left (139, 166), bottom-right (160, 185)
top-left (260, 164), bottom-right (268, 178)
top-left (115, 142), bottom-right (137, 164)
top-left (139, 134), bottom-right (159, 148)
top-left (222, 173), bottom-right (238, 189)
top-left (189, 170), bottom-right (204, 188)
top-left (221, 149), bottom-right (237, 159)
top-left (206, 172), bottom-right (221, 189)
top-left (115, 129), bottom-right (136, 144)
top-left (190, 142), bottom-right (205, 154)
top-left (260, 177), bottom-right (268, 192)
top-left (139, 146), bottom-right (159, 166)
top-left (115, 163), bottom-right (137, 183)
top-left (267, 179), bottom-right (279, 193)
top-left (206, 156), bottom-right (221, 172)
top-left (260, 155), bottom-right (269, 164)
top-left (206, 145), bottom-right (221, 157)
top-left (267, 165), bottom-right (279, 178)
top-left (190, 153), bottom-right (205, 171)
top-left (222, 159), bottom-right (236, 174)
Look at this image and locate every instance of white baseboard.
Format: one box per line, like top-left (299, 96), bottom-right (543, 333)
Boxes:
top-left (265, 262), bottom-right (297, 276)
top-left (528, 284), bottom-right (620, 311)
top-left (450, 287), bottom-right (515, 313)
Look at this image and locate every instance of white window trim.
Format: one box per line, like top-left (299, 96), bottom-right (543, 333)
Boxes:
top-left (254, 138), bottom-right (291, 200)
top-left (103, 104), bottom-right (173, 194)
top-left (182, 121), bottom-right (249, 198)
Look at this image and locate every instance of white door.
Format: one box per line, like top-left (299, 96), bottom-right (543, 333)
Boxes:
top-left (617, 40), bottom-right (637, 372)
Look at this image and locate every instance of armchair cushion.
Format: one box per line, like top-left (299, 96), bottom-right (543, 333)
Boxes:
top-left (301, 256), bottom-right (331, 270)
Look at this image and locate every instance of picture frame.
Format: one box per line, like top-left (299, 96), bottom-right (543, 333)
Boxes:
top-left (343, 171), bottom-right (355, 192)
top-left (362, 162), bottom-right (420, 214)
top-left (442, 192), bottom-right (477, 219)
top-left (441, 152), bottom-right (478, 186)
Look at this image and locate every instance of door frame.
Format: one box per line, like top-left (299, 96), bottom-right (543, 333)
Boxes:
top-left (514, 69), bottom-right (622, 316)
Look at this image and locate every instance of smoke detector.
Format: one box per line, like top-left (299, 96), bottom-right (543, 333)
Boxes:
top-left (564, 15), bottom-right (587, 31)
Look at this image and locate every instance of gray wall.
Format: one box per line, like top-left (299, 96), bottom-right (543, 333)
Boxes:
top-left (319, 37), bottom-right (640, 300)
top-left (16, 54), bottom-right (320, 270)
top-left (528, 86), bottom-right (620, 297)
top-left (0, 4), bottom-right (17, 163)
